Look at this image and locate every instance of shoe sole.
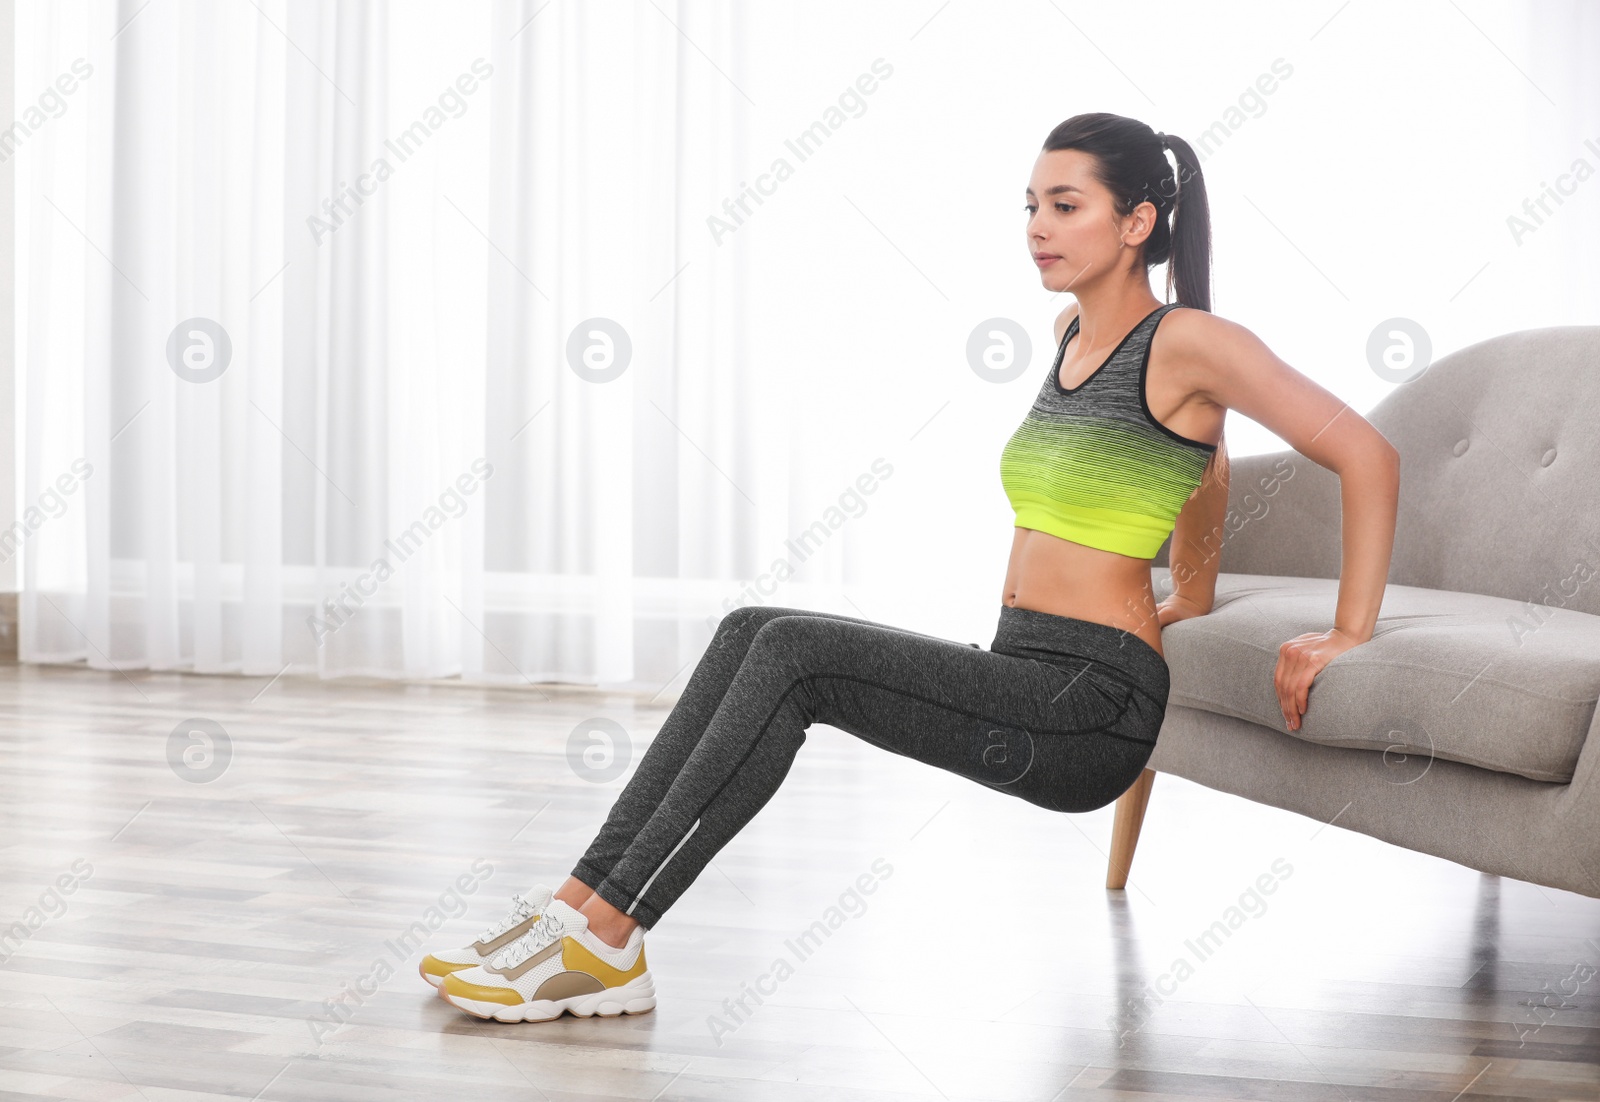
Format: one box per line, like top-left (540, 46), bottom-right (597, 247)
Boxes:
top-left (439, 972), bottom-right (657, 1022)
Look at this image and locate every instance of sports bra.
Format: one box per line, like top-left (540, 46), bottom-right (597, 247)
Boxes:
top-left (999, 302), bottom-right (1217, 559)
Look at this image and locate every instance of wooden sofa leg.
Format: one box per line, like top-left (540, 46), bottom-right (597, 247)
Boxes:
top-left (1106, 768), bottom-right (1157, 889)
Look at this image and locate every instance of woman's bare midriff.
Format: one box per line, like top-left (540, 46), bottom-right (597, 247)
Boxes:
top-left (1001, 526), bottom-right (1165, 661)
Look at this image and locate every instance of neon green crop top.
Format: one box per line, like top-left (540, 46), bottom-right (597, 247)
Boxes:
top-left (999, 303), bottom-right (1217, 559)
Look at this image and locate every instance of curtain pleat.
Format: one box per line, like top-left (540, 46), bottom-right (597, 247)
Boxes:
top-left (15, 0), bottom-right (787, 692)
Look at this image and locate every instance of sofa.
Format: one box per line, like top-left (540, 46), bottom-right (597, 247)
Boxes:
top-left (1106, 323), bottom-right (1600, 900)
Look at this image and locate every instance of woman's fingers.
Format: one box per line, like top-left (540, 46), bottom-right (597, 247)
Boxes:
top-left (1276, 636), bottom-right (1312, 730)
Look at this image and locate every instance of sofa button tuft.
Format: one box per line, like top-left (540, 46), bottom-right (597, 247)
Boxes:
top-left (1540, 447), bottom-right (1557, 467)
top-left (1452, 438), bottom-right (1470, 456)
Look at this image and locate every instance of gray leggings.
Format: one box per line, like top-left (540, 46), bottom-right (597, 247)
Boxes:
top-left (572, 603), bottom-right (1170, 928)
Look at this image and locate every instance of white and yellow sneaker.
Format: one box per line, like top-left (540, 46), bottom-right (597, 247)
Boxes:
top-left (438, 899), bottom-right (655, 1022)
top-left (418, 886), bottom-right (554, 989)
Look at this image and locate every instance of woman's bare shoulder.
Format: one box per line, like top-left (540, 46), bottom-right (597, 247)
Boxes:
top-left (1158, 306), bottom-right (1264, 395)
top-left (1163, 304), bottom-right (1253, 341)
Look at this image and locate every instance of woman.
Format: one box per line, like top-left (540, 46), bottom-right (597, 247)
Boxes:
top-left (422, 111), bottom-right (1400, 1023)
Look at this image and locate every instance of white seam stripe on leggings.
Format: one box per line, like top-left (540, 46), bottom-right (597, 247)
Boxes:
top-left (625, 818), bottom-right (701, 916)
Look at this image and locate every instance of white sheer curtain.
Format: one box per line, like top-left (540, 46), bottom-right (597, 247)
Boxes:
top-left (15, 0), bottom-right (817, 691)
top-left (17, 2), bottom-right (1599, 691)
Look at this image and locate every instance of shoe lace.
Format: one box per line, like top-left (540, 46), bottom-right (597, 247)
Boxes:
top-left (490, 909), bottom-right (566, 970)
top-left (476, 893), bottom-right (537, 944)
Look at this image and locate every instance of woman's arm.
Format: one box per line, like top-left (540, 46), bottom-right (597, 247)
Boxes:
top-left (1161, 309), bottom-right (1401, 730)
top-left (1162, 444), bottom-right (1229, 620)
top-left (1327, 438), bottom-right (1400, 642)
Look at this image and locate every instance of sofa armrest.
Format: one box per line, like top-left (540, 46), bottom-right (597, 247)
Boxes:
top-left (1557, 703), bottom-right (1600, 896)
top-left (1153, 447), bottom-right (1344, 582)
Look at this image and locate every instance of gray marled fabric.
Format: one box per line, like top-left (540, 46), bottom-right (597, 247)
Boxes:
top-left (574, 603), bottom-right (1169, 927)
top-left (1036, 301), bottom-right (1219, 454)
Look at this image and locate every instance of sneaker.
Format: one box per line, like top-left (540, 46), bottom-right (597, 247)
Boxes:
top-left (417, 885), bottom-right (554, 988)
top-left (438, 899), bottom-right (655, 1022)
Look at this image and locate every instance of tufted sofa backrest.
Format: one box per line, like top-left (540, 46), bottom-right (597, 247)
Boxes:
top-left (1157, 324), bottom-right (1600, 618)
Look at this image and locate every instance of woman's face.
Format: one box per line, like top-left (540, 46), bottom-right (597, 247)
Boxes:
top-left (1024, 148), bottom-right (1152, 292)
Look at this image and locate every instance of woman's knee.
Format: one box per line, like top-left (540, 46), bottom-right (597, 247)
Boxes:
top-left (715, 604), bottom-right (809, 639)
top-left (717, 617), bottom-right (834, 713)
top-left (749, 614), bottom-right (841, 657)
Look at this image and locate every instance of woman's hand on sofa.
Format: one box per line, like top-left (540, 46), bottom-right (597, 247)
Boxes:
top-left (1275, 627), bottom-right (1364, 732)
top-left (1155, 592), bottom-right (1211, 629)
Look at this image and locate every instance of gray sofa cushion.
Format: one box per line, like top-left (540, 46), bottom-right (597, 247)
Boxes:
top-left (1160, 573), bottom-right (1600, 783)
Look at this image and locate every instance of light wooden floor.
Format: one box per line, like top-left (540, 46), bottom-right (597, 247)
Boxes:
top-left (0, 662), bottom-right (1597, 1102)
